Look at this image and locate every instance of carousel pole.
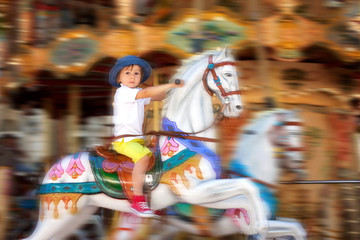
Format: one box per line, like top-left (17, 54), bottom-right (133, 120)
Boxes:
top-left (250, 0), bottom-right (277, 108)
top-left (194, 0), bottom-right (203, 17)
top-left (43, 98), bottom-right (54, 171)
top-left (0, 167), bottom-right (11, 240)
top-left (191, 0), bottom-right (204, 53)
top-left (153, 70), bottom-right (160, 131)
top-left (67, 85), bottom-right (80, 153)
top-left (115, 0), bottom-right (131, 26)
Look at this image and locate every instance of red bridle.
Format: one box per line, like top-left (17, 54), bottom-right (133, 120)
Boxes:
top-left (202, 55), bottom-right (242, 98)
top-left (283, 121), bottom-right (304, 152)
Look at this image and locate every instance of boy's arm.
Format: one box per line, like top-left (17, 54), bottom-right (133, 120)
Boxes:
top-left (136, 81), bottom-right (183, 101)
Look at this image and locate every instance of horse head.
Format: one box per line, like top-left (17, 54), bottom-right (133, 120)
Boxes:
top-left (229, 109), bottom-right (306, 186)
top-left (202, 47), bottom-right (243, 118)
top-left (163, 48), bottom-right (243, 135)
top-left (271, 109), bottom-right (306, 179)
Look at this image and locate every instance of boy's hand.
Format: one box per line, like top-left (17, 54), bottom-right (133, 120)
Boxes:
top-left (174, 79), bottom-right (184, 87)
top-left (139, 79), bottom-right (184, 100)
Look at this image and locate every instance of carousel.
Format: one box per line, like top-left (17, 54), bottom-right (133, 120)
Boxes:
top-left (1, 0), bottom-right (360, 239)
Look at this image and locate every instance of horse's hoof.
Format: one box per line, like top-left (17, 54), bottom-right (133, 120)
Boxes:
top-left (246, 234), bottom-right (264, 240)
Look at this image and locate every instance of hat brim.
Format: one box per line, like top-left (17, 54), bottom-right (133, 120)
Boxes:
top-left (109, 58), bottom-right (152, 87)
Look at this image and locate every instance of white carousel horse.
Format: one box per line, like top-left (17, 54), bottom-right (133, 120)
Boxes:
top-left (23, 48), bottom-right (268, 240)
top-left (164, 109), bottom-right (307, 239)
top-left (114, 109), bottom-right (308, 240)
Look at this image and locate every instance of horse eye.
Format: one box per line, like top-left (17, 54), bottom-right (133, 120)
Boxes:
top-left (243, 130), bottom-right (256, 135)
top-left (225, 73), bottom-right (232, 77)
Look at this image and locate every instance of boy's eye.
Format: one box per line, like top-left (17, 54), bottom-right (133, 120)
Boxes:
top-left (135, 72), bottom-right (140, 75)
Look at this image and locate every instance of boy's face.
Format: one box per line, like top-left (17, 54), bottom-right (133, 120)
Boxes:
top-left (117, 65), bottom-right (142, 88)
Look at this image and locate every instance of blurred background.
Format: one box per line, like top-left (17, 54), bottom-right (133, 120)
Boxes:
top-left (0, 0), bottom-right (360, 239)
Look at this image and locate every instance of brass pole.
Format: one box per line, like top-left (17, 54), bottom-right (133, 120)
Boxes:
top-left (153, 70), bottom-right (160, 131)
top-left (68, 85), bottom-right (80, 153)
top-left (251, 0), bottom-right (277, 107)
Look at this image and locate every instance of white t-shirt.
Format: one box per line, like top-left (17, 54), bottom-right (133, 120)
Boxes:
top-left (113, 86), bottom-right (151, 142)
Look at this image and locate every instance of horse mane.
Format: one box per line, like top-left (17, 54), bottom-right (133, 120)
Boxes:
top-left (243, 110), bottom-right (275, 133)
top-left (243, 109), bottom-right (295, 133)
top-left (162, 50), bottom-right (221, 117)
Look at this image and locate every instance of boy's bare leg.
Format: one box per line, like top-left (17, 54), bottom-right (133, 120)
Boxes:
top-left (131, 155), bottom-right (155, 217)
top-left (132, 155), bottom-right (150, 196)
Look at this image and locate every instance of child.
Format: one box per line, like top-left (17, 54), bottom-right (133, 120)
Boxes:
top-left (109, 55), bottom-right (183, 217)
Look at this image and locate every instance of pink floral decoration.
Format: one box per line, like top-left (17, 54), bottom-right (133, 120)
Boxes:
top-left (225, 208), bottom-right (250, 227)
top-left (65, 153), bottom-right (85, 179)
top-left (48, 162), bottom-right (64, 181)
top-left (161, 137), bottom-right (179, 156)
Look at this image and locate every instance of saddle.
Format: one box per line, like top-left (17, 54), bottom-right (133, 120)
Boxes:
top-left (90, 144), bottom-right (160, 201)
top-left (95, 145), bottom-right (156, 173)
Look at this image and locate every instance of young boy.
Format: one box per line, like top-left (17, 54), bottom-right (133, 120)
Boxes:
top-left (109, 55), bottom-right (183, 217)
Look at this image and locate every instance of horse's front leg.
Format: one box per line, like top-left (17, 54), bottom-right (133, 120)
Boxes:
top-left (266, 219), bottom-right (307, 240)
top-left (172, 177), bottom-right (268, 238)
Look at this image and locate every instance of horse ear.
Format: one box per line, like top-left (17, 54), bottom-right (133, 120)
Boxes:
top-left (216, 47), bottom-right (231, 61)
top-left (224, 46), bottom-right (231, 56)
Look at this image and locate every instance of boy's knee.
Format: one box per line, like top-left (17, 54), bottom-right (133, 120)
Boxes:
top-left (134, 153), bottom-right (151, 163)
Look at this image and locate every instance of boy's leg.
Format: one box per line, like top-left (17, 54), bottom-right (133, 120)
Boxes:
top-left (131, 154), bottom-right (154, 217)
top-left (113, 140), bottom-right (154, 217)
top-left (132, 155), bottom-right (149, 196)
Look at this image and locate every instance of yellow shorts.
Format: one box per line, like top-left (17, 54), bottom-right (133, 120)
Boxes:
top-left (112, 139), bottom-right (152, 163)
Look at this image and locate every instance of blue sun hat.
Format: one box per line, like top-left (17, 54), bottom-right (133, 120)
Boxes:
top-left (109, 55), bottom-right (152, 87)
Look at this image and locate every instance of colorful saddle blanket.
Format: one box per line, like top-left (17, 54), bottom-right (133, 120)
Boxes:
top-left (38, 148), bottom-right (162, 200)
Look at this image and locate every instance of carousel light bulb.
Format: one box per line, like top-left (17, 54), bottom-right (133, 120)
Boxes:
top-left (345, 47), bottom-right (356, 52)
top-left (8, 58), bottom-right (21, 65)
top-left (214, 16), bottom-right (225, 21)
top-left (76, 34), bottom-right (87, 38)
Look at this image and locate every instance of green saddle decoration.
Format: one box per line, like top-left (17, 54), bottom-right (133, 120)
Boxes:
top-left (174, 202), bottom-right (225, 218)
top-left (89, 150), bottom-right (162, 199)
top-left (171, 203), bottom-right (226, 223)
